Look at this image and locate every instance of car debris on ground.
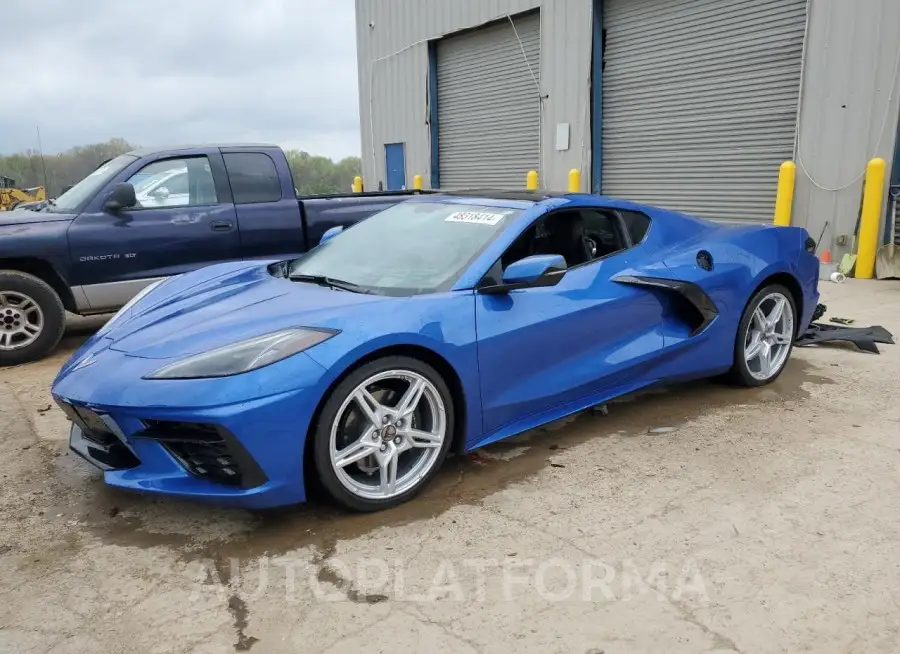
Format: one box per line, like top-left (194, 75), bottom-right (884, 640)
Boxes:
top-left (796, 303), bottom-right (895, 354)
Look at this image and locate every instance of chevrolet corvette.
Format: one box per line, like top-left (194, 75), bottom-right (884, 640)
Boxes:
top-left (52, 191), bottom-right (820, 511)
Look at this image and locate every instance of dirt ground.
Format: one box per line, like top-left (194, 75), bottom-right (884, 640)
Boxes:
top-left (1, 280), bottom-right (898, 654)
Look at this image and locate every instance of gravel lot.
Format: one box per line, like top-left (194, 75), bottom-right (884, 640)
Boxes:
top-left (1, 280), bottom-right (898, 654)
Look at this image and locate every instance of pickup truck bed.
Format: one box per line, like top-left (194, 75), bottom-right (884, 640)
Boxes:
top-left (301, 191), bottom-right (422, 251)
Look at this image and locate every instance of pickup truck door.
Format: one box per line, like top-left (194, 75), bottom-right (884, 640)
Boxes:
top-left (67, 149), bottom-right (241, 312)
top-left (222, 147), bottom-right (416, 259)
top-left (221, 149), bottom-right (307, 261)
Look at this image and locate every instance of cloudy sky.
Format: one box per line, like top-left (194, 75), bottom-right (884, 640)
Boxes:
top-left (1, 0), bottom-right (361, 159)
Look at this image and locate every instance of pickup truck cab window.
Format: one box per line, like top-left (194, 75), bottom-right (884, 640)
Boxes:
top-left (127, 157), bottom-right (218, 209)
top-left (223, 152), bottom-right (282, 204)
top-left (51, 154), bottom-right (137, 213)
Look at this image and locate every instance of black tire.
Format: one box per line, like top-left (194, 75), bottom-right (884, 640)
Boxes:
top-left (312, 356), bottom-right (454, 512)
top-left (0, 270), bottom-right (66, 366)
top-left (728, 283), bottom-right (797, 387)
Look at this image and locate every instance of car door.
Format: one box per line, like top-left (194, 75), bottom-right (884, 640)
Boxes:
top-left (67, 150), bottom-right (241, 312)
top-left (475, 209), bottom-right (667, 436)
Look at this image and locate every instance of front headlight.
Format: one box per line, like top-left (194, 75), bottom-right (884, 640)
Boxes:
top-left (144, 328), bottom-right (337, 380)
top-left (96, 277), bottom-right (170, 337)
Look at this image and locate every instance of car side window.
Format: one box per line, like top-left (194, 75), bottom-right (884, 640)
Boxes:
top-left (126, 157), bottom-right (218, 209)
top-left (579, 209), bottom-right (627, 259)
top-left (621, 210), bottom-right (651, 244)
top-left (223, 153), bottom-right (282, 204)
top-left (491, 208), bottom-right (635, 281)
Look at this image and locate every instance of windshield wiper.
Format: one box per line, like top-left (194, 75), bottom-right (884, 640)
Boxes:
top-left (288, 274), bottom-right (375, 294)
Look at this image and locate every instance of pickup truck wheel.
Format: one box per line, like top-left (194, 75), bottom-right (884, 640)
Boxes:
top-left (0, 271), bottom-right (66, 366)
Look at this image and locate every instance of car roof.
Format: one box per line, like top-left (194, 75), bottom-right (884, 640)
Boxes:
top-left (422, 188), bottom-right (649, 211)
top-left (414, 188), bottom-right (572, 210)
top-left (430, 188), bottom-right (569, 202)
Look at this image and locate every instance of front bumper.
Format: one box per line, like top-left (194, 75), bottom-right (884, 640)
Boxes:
top-left (53, 345), bottom-right (330, 509)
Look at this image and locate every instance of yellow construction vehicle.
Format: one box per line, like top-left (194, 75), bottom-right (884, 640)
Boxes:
top-left (0, 176), bottom-right (46, 211)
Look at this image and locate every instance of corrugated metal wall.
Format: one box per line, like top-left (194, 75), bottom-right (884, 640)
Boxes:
top-left (355, 0), bottom-right (593, 191)
top-left (437, 12), bottom-right (542, 188)
top-left (601, 0), bottom-right (807, 222)
top-left (793, 0), bottom-right (900, 255)
top-left (356, 0), bottom-right (900, 247)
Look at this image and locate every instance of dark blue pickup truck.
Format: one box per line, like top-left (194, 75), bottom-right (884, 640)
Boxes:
top-left (0, 144), bottom-right (420, 365)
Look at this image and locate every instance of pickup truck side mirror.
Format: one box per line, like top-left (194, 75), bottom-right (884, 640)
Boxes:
top-left (150, 186), bottom-right (170, 199)
top-left (319, 225), bottom-right (344, 245)
top-left (103, 183), bottom-right (137, 212)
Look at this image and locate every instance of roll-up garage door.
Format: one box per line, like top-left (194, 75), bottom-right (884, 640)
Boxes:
top-left (437, 11), bottom-right (541, 188)
top-left (601, 0), bottom-right (807, 222)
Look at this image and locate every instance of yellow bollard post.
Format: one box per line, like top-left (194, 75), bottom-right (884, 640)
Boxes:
top-left (856, 157), bottom-right (887, 279)
top-left (773, 161), bottom-right (796, 226)
top-left (568, 168), bottom-right (581, 193)
top-left (526, 170), bottom-right (539, 190)
top-left (413, 174), bottom-right (423, 190)
top-left (352, 176), bottom-right (363, 193)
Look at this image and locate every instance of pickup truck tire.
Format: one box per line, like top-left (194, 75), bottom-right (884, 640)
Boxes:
top-left (0, 270), bottom-right (66, 366)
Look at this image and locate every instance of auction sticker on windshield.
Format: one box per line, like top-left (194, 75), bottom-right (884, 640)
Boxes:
top-left (445, 211), bottom-right (509, 225)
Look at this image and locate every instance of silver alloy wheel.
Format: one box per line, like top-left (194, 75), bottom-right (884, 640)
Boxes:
top-left (744, 291), bottom-right (794, 381)
top-left (0, 291), bottom-right (44, 351)
top-left (330, 369), bottom-right (447, 501)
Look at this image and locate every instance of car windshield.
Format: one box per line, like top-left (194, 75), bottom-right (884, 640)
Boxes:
top-left (289, 200), bottom-right (523, 295)
top-left (49, 154), bottom-right (137, 213)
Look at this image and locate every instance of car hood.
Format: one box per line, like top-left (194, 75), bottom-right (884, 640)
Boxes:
top-left (105, 262), bottom-right (396, 359)
top-left (0, 209), bottom-right (76, 226)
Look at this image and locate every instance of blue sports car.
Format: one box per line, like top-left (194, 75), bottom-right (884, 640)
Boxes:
top-left (52, 191), bottom-right (819, 511)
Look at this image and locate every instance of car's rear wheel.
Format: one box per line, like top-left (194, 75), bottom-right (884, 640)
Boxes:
top-left (0, 270), bottom-right (66, 366)
top-left (312, 356), bottom-right (454, 512)
top-left (729, 283), bottom-right (796, 387)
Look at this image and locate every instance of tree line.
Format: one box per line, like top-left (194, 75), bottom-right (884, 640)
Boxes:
top-left (0, 139), bottom-right (363, 197)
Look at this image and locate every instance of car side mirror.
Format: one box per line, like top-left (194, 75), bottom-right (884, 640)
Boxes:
top-left (151, 186), bottom-right (170, 199)
top-left (479, 254), bottom-right (567, 295)
top-left (319, 225), bottom-right (344, 245)
top-left (103, 183), bottom-right (137, 212)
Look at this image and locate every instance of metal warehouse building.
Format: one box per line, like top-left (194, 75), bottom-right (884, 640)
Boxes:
top-left (355, 0), bottom-right (900, 256)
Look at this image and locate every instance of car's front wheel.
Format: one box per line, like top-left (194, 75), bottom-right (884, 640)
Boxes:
top-left (0, 270), bottom-right (66, 366)
top-left (729, 283), bottom-right (796, 386)
top-left (312, 356), bottom-right (454, 512)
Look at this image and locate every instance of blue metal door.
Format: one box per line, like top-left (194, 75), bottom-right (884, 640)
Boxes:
top-left (887, 122), bottom-right (900, 245)
top-left (384, 143), bottom-right (406, 190)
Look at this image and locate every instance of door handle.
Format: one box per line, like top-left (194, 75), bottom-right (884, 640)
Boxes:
top-left (210, 220), bottom-right (234, 232)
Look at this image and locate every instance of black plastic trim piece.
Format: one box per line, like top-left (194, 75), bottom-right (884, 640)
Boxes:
top-left (477, 269), bottom-right (566, 295)
top-left (137, 421), bottom-right (269, 489)
top-left (614, 275), bottom-right (719, 337)
top-left (69, 424), bottom-right (140, 470)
